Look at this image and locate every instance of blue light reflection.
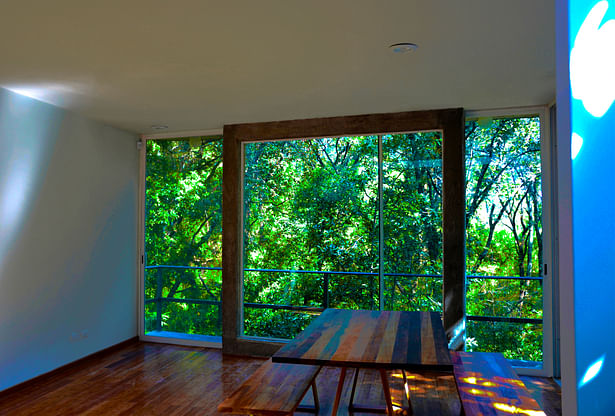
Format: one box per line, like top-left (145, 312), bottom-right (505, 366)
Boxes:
top-left (578, 355), bottom-right (605, 388)
top-left (569, 0), bottom-right (615, 413)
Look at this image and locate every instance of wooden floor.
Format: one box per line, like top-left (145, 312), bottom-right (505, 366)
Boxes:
top-left (0, 341), bottom-right (561, 415)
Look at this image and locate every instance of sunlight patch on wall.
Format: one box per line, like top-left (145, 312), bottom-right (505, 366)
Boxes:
top-left (570, 1), bottom-right (615, 118)
top-left (0, 89), bottom-right (57, 272)
top-left (571, 133), bottom-right (584, 159)
top-left (578, 355), bottom-right (605, 388)
top-left (0, 154), bottom-right (35, 238)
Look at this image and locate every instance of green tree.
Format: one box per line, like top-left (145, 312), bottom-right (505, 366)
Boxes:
top-left (143, 119), bottom-right (545, 361)
top-left (144, 137), bottom-right (223, 336)
top-left (465, 117), bottom-right (543, 361)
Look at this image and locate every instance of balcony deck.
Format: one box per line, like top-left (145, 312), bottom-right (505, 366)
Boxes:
top-left (0, 341), bottom-right (561, 415)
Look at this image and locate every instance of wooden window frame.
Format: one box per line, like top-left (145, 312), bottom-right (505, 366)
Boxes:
top-left (222, 109), bottom-right (465, 355)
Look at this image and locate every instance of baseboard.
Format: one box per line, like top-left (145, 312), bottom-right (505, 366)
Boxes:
top-left (0, 336), bottom-right (139, 397)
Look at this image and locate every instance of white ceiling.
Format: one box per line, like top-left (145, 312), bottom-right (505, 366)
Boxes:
top-left (0, 1), bottom-right (555, 135)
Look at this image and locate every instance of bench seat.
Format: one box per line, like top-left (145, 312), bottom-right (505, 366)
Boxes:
top-left (451, 351), bottom-right (545, 416)
top-left (217, 358), bottom-right (321, 415)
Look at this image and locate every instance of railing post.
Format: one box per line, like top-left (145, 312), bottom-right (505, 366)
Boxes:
top-left (392, 275), bottom-right (396, 309)
top-left (323, 273), bottom-right (329, 309)
top-left (218, 299), bottom-right (223, 333)
top-left (369, 273), bottom-right (375, 310)
top-left (155, 268), bottom-right (163, 331)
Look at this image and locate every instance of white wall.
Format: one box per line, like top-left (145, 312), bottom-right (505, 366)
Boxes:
top-left (557, 0), bottom-right (615, 414)
top-left (566, 0), bottom-right (615, 412)
top-left (555, 0), bottom-right (578, 414)
top-left (0, 88), bottom-right (138, 391)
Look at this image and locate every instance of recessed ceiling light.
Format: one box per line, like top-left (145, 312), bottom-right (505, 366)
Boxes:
top-left (151, 124), bottom-right (168, 130)
top-left (389, 42), bottom-right (418, 53)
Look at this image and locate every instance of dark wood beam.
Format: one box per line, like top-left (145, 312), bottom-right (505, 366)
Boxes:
top-left (222, 108), bottom-right (465, 354)
top-left (222, 125), bottom-right (242, 353)
top-left (441, 109), bottom-right (466, 350)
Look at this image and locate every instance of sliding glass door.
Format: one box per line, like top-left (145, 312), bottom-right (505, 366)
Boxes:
top-left (464, 113), bottom-right (551, 371)
top-left (143, 136), bottom-right (223, 342)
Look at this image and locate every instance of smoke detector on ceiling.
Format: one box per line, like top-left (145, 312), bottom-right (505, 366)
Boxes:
top-left (389, 43), bottom-right (418, 53)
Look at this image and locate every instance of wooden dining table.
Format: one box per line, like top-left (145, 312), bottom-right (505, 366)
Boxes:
top-left (272, 308), bottom-right (453, 415)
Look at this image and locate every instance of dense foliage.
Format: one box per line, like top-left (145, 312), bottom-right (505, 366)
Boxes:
top-left (144, 117), bottom-right (543, 362)
top-left (144, 137), bottom-right (223, 335)
top-left (465, 118), bottom-right (543, 362)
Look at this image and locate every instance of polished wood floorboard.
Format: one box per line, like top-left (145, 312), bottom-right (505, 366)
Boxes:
top-left (0, 342), bottom-right (561, 415)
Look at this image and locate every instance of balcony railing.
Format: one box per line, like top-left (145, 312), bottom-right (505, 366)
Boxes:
top-left (144, 265), bottom-right (543, 335)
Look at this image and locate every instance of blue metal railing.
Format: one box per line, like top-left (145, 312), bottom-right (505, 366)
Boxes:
top-left (144, 265), bottom-right (543, 332)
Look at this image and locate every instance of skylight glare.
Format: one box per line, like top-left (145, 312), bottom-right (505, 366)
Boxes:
top-left (5, 83), bottom-right (82, 107)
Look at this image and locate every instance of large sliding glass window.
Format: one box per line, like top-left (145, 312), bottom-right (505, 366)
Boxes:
top-left (143, 136), bottom-right (223, 341)
top-left (140, 110), bottom-right (550, 374)
top-left (464, 115), bottom-right (545, 366)
top-left (242, 133), bottom-right (444, 339)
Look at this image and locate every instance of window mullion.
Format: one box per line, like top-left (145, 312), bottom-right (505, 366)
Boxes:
top-left (378, 135), bottom-right (384, 311)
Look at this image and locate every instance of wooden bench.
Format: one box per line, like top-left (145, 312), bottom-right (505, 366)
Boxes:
top-left (217, 358), bottom-right (321, 415)
top-left (451, 351), bottom-right (546, 416)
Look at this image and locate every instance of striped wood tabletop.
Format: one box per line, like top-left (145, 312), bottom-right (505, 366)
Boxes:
top-left (272, 308), bottom-right (452, 371)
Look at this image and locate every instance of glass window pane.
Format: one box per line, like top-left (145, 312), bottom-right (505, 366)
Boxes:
top-left (382, 132), bottom-right (443, 312)
top-left (243, 137), bottom-right (378, 339)
top-left (465, 117), bottom-right (543, 362)
top-left (144, 137), bottom-right (223, 339)
top-left (466, 321), bottom-right (543, 364)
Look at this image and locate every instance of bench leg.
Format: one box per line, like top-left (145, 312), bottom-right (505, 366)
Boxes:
top-left (402, 370), bottom-right (413, 415)
top-left (296, 380), bottom-right (320, 413)
top-left (349, 368), bottom-right (359, 409)
top-left (311, 380), bottom-right (320, 411)
top-left (331, 367), bottom-right (347, 416)
top-left (379, 369), bottom-right (394, 415)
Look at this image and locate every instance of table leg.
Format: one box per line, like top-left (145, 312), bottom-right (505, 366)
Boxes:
top-left (331, 367), bottom-right (347, 416)
top-left (379, 369), bottom-right (394, 415)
